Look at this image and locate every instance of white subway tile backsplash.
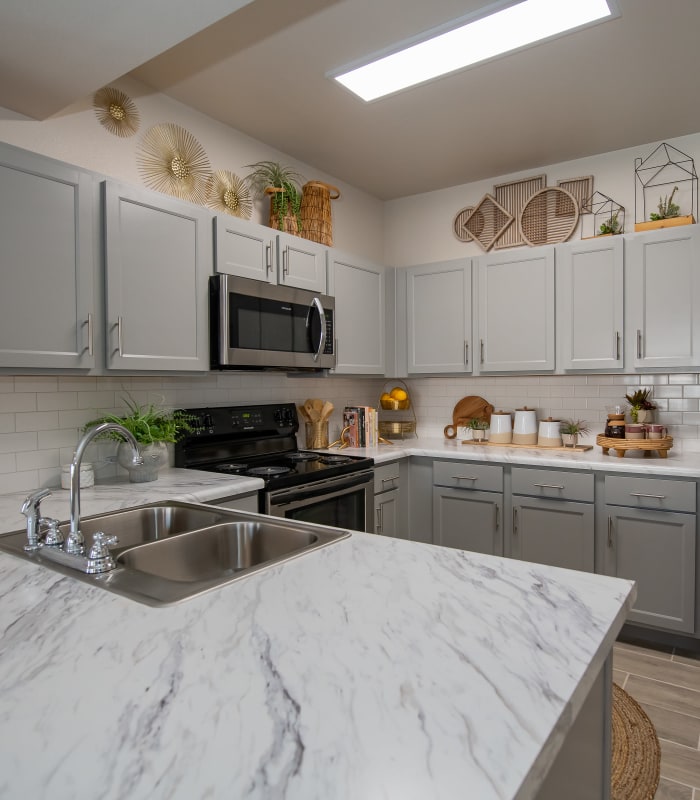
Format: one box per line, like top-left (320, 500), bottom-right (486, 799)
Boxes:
top-left (669, 399), bottom-right (700, 412)
top-left (77, 391), bottom-right (117, 410)
top-left (0, 377), bottom-right (14, 393)
top-left (0, 415), bottom-right (14, 434)
top-left (37, 392), bottom-right (78, 411)
top-left (0, 470), bottom-right (41, 495)
top-left (0, 454), bottom-right (16, 473)
top-left (650, 385), bottom-right (684, 399)
top-left (16, 450), bottom-right (60, 471)
top-left (668, 374), bottom-right (700, 384)
top-left (13, 376), bottom-right (58, 392)
top-left (37, 429), bottom-right (81, 451)
top-left (0, 393), bottom-right (37, 413)
top-left (683, 385), bottom-right (700, 398)
top-left (0, 432), bottom-right (37, 453)
top-left (15, 411), bottom-right (59, 432)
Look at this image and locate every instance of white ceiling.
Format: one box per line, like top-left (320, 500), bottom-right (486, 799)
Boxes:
top-left (4, 0), bottom-right (700, 200)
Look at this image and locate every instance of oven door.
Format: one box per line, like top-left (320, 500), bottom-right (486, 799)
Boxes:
top-left (264, 470), bottom-right (374, 533)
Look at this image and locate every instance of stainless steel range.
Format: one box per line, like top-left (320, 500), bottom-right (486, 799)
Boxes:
top-left (175, 403), bottom-right (374, 532)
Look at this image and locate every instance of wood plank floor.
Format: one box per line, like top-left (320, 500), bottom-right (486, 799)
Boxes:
top-left (613, 638), bottom-right (700, 799)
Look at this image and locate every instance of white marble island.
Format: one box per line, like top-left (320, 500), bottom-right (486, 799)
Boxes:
top-left (0, 473), bottom-right (635, 800)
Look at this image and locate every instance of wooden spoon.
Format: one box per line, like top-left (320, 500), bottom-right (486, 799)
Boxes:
top-left (320, 401), bottom-right (334, 421)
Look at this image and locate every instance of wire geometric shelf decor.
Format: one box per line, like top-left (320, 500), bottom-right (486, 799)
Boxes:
top-left (634, 142), bottom-right (697, 224)
top-left (580, 191), bottom-right (625, 238)
top-left (136, 123), bottom-right (211, 205)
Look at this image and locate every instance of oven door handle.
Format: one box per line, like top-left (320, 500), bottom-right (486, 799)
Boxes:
top-left (270, 471), bottom-right (372, 506)
top-left (306, 297), bottom-right (326, 362)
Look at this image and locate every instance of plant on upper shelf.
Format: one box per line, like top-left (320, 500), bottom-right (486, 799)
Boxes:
top-left (244, 160), bottom-right (304, 233)
top-left (84, 395), bottom-right (194, 445)
top-left (599, 211), bottom-right (621, 235)
top-left (559, 419), bottom-right (591, 436)
top-left (649, 185), bottom-right (681, 221)
top-left (624, 388), bottom-right (657, 423)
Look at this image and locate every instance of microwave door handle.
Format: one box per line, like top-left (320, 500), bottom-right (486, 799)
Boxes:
top-left (306, 297), bottom-right (326, 362)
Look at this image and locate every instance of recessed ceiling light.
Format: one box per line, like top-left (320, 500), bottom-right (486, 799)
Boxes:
top-left (332, 0), bottom-right (618, 102)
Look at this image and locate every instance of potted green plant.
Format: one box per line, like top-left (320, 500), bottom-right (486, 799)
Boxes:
top-left (560, 419), bottom-right (590, 447)
top-left (635, 185), bottom-right (694, 231)
top-left (244, 160), bottom-right (304, 235)
top-left (84, 396), bottom-right (194, 483)
top-left (468, 417), bottom-right (489, 442)
top-left (624, 388), bottom-right (657, 423)
top-left (598, 211), bottom-right (621, 236)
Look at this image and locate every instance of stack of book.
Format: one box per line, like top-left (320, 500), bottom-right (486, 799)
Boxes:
top-left (342, 406), bottom-right (378, 448)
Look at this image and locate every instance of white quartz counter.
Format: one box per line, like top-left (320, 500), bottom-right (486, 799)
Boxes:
top-left (0, 468), bottom-right (636, 800)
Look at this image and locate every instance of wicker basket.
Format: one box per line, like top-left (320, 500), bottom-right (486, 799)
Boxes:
top-left (379, 420), bottom-right (417, 439)
top-left (300, 181), bottom-right (339, 246)
top-left (265, 187), bottom-right (300, 235)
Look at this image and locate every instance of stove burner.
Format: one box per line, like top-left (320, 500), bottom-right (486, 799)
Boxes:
top-left (247, 465), bottom-right (292, 477)
top-left (318, 455), bottom-right (352, 465)
top-left (286, 452), bottom-right (320, 462)
top-left (217, 462), bottom-right (247, 473)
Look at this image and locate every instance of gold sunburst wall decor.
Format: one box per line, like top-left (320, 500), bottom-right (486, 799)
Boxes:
top-left (136, 123), bottom-right (211, 204)
top-left (93, 87), bottom-right (140, 138)
top-left (206, 169), bottom-right (252, 218)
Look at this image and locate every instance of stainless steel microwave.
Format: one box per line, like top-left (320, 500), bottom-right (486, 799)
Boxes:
top-left (209, 274), bottom-right (335, 370)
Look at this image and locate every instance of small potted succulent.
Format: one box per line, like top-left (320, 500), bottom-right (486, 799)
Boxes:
top-left (598, 211), bottom-right (622, 236)
top-left (468, 417), bottom-right (489, 442)
top-left (624, 388), bottom-right (657, 424)
top-left (560, 419), bottom-right (590, 447)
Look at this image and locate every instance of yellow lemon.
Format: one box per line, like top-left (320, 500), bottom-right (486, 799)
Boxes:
top-left (390, 387), bottom-right (408, 402)
top-left (380, 392), bottom-right (393, 408)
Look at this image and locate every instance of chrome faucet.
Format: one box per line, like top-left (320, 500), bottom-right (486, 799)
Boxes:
top-left (20, 488), bottom-right (52, 551)
top-left (66, 422), bottom-right (143, 555)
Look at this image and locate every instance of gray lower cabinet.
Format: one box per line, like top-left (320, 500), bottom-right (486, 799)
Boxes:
top-left (103, 181), bottom-right (211, 371)
top-left (510, 467), bottom-right (594, 572)
top-left (0, 143), bottom-right (96, 369)
top-left (433, 461), bottom-right (503, 555)
top-left (374, 461), bottom-right (400, 536)
top-left (603, 475), bottom-right (696, 633)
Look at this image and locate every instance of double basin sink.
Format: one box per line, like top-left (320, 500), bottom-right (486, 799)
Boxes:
top-left (0, 501), bottom-right (349, 606)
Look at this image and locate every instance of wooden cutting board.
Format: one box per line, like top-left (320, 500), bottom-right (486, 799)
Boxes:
top-left (444, 395), bottom-right (494, 439)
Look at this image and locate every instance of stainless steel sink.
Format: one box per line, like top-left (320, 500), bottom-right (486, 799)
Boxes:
top-left (0, 501), bottom-right (349, 606)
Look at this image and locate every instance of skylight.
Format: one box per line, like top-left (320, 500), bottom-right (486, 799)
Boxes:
top-left (333, 0), bottom-right (617, 102)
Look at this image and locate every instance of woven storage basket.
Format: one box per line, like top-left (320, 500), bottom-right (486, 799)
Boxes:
top-left (265, 187), bottom-right (300, 235)
top-left (300, 181), bottom-right (340, 246)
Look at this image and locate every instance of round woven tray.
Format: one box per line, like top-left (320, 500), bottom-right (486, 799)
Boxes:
top-left (597, 434), bottom-right (673, 458)
top-left (611, 683), bottom-right (661, 800)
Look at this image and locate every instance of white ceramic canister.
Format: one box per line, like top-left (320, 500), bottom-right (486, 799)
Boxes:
top-left (537, 417), bottom-right (562, 447)
top-left (512, 407), bottom-right (538, 445)
top-left (61, 462), bottom-right (95, 489)
top-left (489, 411), bottom-right (512, 444)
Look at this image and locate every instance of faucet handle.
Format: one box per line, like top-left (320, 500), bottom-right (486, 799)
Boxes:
top-left (85, 531), bottom-right (119, 574)
top-left (39, 517), bottom-right (64, 548)
top-left (20, 488), bottom-right (52, 551)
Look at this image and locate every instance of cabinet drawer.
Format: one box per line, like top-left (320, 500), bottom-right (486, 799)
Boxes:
top-left (374, 461), bottom-right (400, 494)
top-left (433, 460), bottom-right (503, 492)
top-left (511, 467), bottom-right (593, 502)
top-left (605, 475), bottom-right (696, 513)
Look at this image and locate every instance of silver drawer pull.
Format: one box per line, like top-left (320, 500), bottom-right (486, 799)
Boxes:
top-left (453, 475), bottom-right (478, 481)
top-left (381, 477), bottom-right (397, 487)
top-left (629, 492), bottom-right (666, 500)
top-left (533, 483), bottom-right (565, 490)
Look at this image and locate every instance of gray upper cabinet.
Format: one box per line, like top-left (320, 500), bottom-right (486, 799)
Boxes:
top-left (556, 236), bottom-right (624, 371)
top-left (328, 250), bottom-right (385, 374)
top-left (0, 144), bottom-right (96, 370)
top-left (406, 259), bottom-right (472, 373)
top-left (214, 216), bottom-right (326, 293)
top-left (103, 181), bottom-right (211, 372)
top-left (626, 225), bottom-right (700, 369)
top-left (477, 247), bottom-right (555, 372)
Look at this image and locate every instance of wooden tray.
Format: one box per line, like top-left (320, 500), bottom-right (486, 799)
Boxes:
top-left (461, 440), bottom-right (593, 453)
top-left (596, 434), bottom-right (673, 458)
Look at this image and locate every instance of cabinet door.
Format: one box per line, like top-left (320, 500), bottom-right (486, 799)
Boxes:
top-left (605, 506), bottom-right (695, 633)
top-left (329, 252), bottom-right (385, 374)
top-left (277, 231), bottom-right (327, 293)
top-left (557, 237), bottom-right (624, 370)
top-left (214, 215), bottom-right (275, 282)
top-left (477, 247), bottom-right (555, 372)
top-left (406, 260), bottom-right (472, 373)
top-left (104, 182), bottom-right (211, 371)
top-left (433, 487), bottom-right (503, 556)
top-left (0, 144), bottom-right (96, 369)
top-left (511, 497), bottom-right (594, 572)
top-left (375, 489), bottom-right (399, 536)
top-left (627, 225), bottom-right (700, 368)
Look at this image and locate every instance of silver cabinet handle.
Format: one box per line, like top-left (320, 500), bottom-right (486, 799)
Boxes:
top-left (376, 506), bottom-right (382, 533)
top-left (480, 339), bottom-right (485, 364)
top-left (533, 483), bottom-right (565, 490)
top-left (282, 247), bottom-right (288, 277)
top-left (116, 316), bottom-right (124, 357)
top-left (615, 331), bottom-right (620, 361)
top-left (629, 492), bottom-right (666, 500)
top-left (636, 329), bottom-right (643, 359)
top-left (607, 516), bottom-right (613, 547)
top-left (494, 504), bottom-right (500, 530)
top-left (381, 477), bottom-right (397, 488)
top-left (266, 243), bottom-right (272, 274)
top-left (82, 313), bottom-right (93, 356)
top-left (453, 475), bottom-right (478, 482)
top-left (513, 507), bottom-right (518, 535)
top-left (464, 340), bottom-right (469, 366)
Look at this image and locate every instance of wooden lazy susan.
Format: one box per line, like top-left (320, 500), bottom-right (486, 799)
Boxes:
top-left (596, 434), bottom-right (673, 458)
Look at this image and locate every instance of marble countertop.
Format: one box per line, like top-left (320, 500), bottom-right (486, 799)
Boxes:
top-left (0, 513), bottom-right (635, 800)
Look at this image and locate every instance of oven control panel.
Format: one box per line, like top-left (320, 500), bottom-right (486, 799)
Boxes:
top-left (180, 403), bottom-right (299, 438)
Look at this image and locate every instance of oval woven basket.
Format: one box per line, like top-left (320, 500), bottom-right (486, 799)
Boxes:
top-left (300, 181), bottom-right (340, 246)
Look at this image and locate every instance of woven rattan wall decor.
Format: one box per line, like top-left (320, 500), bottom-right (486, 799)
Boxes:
top-left (452, 206), bottom-right (475, 242)
top-left (519, 186), bottom-right (580, 246)
top-left (464, 194), bottom-right (513, 251)
top-left (493, 174), bottom-right (546, 249)
top-left (557, 176), bottom-right (593, 215)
